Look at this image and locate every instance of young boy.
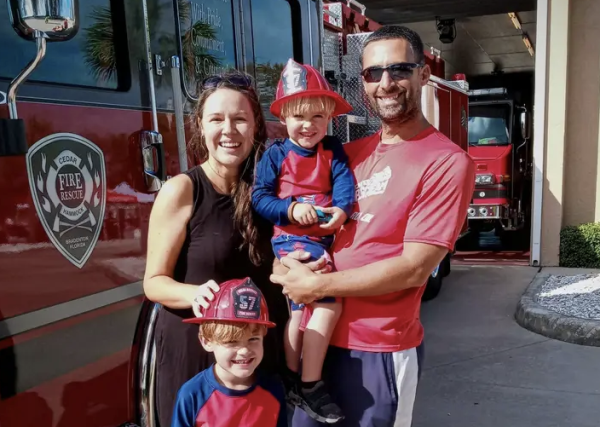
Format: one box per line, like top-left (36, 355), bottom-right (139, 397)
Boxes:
top-left (172, 277), bottom-right (287, 427)
top-left (252, 58), bottom-right (355, 424)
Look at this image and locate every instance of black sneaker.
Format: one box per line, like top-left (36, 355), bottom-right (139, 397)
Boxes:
top-left (282, 368), bottom-right (302, 405)
top-left (297, 380), bottom-right (344, 424)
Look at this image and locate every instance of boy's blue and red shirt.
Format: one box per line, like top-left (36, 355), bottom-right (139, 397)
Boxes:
top-left (252, 136), bottom-right (355, 238)
top-left (171, 365), bottom-right (287, 427)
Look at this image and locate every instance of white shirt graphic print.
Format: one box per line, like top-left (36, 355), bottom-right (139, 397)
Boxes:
top-left (355, 166), bottom-right (392, 201)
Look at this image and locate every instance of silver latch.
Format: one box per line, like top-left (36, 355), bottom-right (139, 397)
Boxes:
top-left (154, 54), bottom-right (166, 76)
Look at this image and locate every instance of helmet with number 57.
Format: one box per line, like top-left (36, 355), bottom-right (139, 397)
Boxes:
top-left (183, 277), bottom-right (276, 328)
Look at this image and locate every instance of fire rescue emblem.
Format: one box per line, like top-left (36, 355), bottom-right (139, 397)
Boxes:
top-left (26, 133), bottom-right (106, 268)
top-left (461, 106), bottom-right (468, 130)
top-left (281, 59), bottom-right (308, 96)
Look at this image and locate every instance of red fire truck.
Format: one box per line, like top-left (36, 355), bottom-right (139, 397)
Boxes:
top-left (0, 1), bottom-right (469, 426)
top-left (466, 87), bottom-right (532, 246)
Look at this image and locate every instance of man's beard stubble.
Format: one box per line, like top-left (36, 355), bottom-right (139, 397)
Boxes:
top-left (369, 89), bottom-right (420, 125)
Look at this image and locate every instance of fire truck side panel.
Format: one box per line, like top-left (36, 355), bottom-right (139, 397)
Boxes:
top-left (437, 86), bottom-right (451, 139)
top-left (450, 85), bottom-right (469, 152)
top-left (423, 78), bottom-right (470, 236)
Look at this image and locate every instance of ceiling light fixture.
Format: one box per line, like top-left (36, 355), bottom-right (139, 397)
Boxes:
top-left (508, 12), bottom-right (535, 57)
top-left (523, 35), bottom-right (535, 57)
top-left (508, 12), bottom-right (522, 30)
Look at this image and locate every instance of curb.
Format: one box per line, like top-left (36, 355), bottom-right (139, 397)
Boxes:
top-left (515, 276), bottom-right (600, 347)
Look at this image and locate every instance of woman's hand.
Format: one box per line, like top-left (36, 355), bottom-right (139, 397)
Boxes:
top-left (190, 280), bottom-right (221, 317)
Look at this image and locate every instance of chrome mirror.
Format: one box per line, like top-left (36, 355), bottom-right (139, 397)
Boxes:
top-left (2, 1), bottom-right (79, 156)
top-left (8, 0), bottom-right (79, 42)
top-left (5, 0), bottom-right (79, 123)
top-left (140, 131), bottom-right (166, 193)
top-left (519, 108), bottom-right (531, 140)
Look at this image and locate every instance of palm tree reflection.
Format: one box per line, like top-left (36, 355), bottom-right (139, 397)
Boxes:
top-left (82, 0), bottom-right (223, 90)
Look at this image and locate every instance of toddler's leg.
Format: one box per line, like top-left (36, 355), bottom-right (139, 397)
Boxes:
top-left (281, 300), bottom-right (305, 401)
top-left (301, 300), bottom-right (342, 382)
top-left (296, 299), bottom-right (344, 424)
top-left (284, 306), bottom-right (304, 373)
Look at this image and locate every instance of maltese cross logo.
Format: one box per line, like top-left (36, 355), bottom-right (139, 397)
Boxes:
top-left (26, 133), bottom-right (106, 268)
top-left (281, 59), bottom-right (308, 96)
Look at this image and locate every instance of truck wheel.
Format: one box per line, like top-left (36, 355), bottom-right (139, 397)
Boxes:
top-left (441, 253), bottom-right (451, 277)
top-left (422, 264), bottom-right (443, 301)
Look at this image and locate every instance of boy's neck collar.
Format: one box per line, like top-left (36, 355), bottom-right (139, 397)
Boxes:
top-left (285, 138), bottom-right (319, 155)
top-left (209, 363), bottom-right (258, 396)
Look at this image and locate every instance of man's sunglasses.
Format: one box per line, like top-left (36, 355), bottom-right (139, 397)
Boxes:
top-left (361, 62), bottom-right (423, 83)
top-left (201, 74), bottom-right (253, 89)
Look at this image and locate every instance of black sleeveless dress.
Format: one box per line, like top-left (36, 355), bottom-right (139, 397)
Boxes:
top-left (154, 166), bottom-right (287, 427)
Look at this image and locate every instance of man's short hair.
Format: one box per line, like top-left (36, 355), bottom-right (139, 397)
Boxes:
top-left (361, 25), bottom-right (425, 66)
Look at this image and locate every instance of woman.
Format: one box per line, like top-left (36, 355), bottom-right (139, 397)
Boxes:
top-left (142, 72), bottom-right (288, 427)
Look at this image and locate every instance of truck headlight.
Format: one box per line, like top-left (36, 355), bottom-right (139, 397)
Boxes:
top-left (475, 174), bottom-right (494, 185)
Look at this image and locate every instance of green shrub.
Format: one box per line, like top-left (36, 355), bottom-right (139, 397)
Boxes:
top-left (560, 222), bottom-right (600, 268)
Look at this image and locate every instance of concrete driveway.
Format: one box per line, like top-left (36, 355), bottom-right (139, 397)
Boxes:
top-left (414, 264), bottom-right (600, 427)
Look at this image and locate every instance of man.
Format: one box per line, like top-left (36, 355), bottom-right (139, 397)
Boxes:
top-left (270, 25), bottom-right (475, 427)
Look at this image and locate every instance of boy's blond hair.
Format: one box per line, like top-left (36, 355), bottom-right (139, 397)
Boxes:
top-left (280, 95), bottom-right (336, 119)
top-left (199, 320), bottom-right (267, 344)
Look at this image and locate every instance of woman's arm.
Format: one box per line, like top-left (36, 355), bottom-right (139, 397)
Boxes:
top-left (143, 174), bottom-right (208, 309)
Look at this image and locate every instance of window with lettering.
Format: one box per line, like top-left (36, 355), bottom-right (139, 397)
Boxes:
top-left (0, 1), bottom-right (121, 89)
top-left (177, 0), bottom-right (237, 99)
top-left (250, 0), bottom-right (295, 117)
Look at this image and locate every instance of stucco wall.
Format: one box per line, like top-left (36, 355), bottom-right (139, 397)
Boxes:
top-left (540, 0), bottom-right (570, 266)
top-left (563, 0), bottom-right (600, 227)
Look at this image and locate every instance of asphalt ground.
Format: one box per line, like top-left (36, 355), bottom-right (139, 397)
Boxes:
top-left (413, 264), bottom-right (600, 427)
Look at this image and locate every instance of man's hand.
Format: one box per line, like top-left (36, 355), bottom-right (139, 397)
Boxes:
top-left (317, 206), bottom-right (348, 230)
top-left (270, 256), bottom-right (323, 305)
top-left (272, 250), bottom-right (332, 276)
top-left (292, 203), bottom-right (318, 226)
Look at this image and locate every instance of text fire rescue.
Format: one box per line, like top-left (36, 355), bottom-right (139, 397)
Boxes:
top-left (58, 154), bottom-right (84, 202)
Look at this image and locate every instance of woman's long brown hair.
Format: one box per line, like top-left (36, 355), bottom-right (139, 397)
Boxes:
top-left (190, 72), bottom-right (270, 266)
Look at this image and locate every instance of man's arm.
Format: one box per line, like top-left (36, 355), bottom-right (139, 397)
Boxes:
top-left (273, 151), bottom-right (475, 302)
top-left (252, 144), bottom-right (294, 226)
top-left (306, 242), bottom-right (447, 299)
top-left (272, 252), bottom-right (331, 276)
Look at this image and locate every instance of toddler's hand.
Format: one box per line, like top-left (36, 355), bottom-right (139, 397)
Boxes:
top-left (292, 203), bottom-right (318, 226)
top-left (318, 207), bottom-right (348, 230)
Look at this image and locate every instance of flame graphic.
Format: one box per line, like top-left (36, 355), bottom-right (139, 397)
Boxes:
top-left (94, 171), bottom-right (100, 187)
top-left (37, 173), bottom-right (44, 192)
top-left (93, 191), bottom-right (100, 207)
top-left (41, 153), bottom-right (47, 173)
top-left (88, 153), bottom-right (93, 171)
top-left (42, 196), bottom-right (51, 213)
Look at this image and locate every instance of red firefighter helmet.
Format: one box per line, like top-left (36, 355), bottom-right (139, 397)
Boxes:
top-left (183, 277), bottom-right (276, 328)
top-left (270, 58), bottom-right (353, 118)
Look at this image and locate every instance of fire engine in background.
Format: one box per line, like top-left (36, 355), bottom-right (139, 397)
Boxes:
top-left (0, 1), bottom-right (468, 427)
top-left (466, 87), bottom-right (532, 247)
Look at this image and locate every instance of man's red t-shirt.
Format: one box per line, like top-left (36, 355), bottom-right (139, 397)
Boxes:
top-left (303, 126), bottom-right (475, 353)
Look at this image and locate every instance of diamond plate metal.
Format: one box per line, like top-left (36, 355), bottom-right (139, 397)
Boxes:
top-left (323, 29), bottom-right (341, 78)
top-left (323, 30), bottom-right (381, 143)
